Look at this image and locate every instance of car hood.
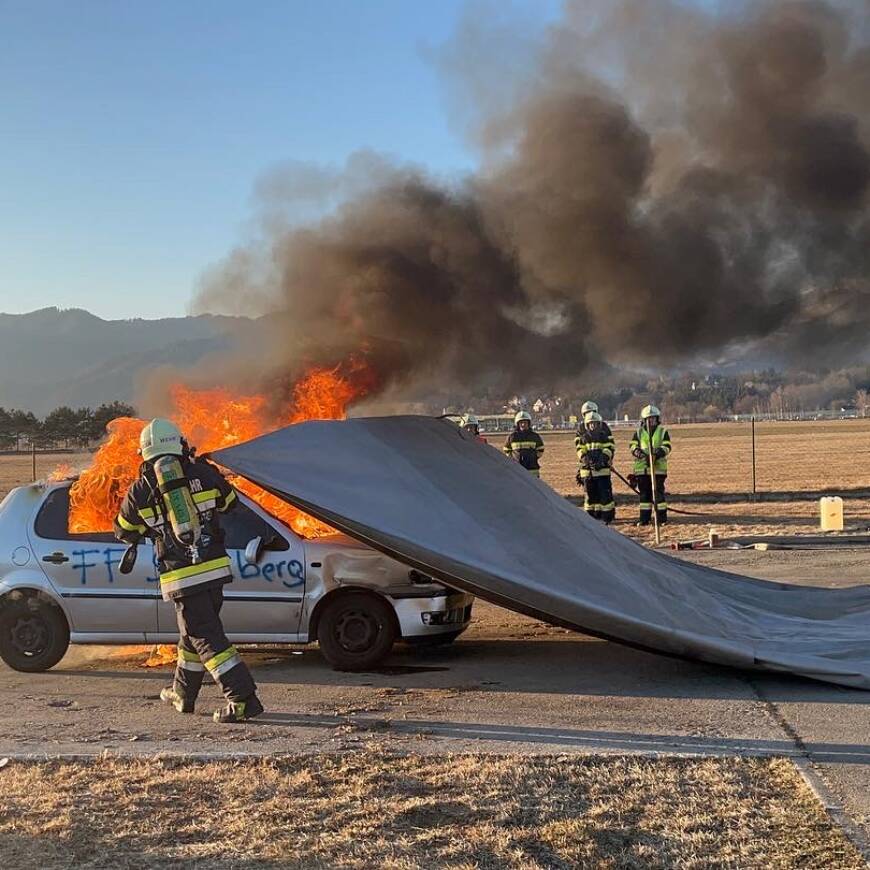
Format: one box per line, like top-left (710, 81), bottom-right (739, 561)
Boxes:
top-left (214, 415), bottom-right (870, 689)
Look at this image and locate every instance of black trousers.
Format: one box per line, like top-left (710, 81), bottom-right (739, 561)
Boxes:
top-left (582, 475), bottom-right (615, 524)
top-left (636, 474), bottom-right (668, 524)
top-left (173, 586), bottom-right (256, 704)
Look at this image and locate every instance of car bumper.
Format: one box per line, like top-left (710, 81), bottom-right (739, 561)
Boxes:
top-left (390, 591), bottom-right (474, 638)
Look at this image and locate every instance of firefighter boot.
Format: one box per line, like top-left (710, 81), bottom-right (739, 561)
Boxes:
top-left (213, 694), bottom-right (264, 724)
top-left (160, 686), bottom-right (195, 714)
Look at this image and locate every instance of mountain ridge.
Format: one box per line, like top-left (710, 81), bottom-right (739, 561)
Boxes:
top-left (0, 307), bottom-right (252, 413)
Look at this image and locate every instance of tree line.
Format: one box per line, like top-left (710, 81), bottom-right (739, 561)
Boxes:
top-left (0, 402), bottom-right (137, 450)
top-left (451, 365), bottom-right (870, 424)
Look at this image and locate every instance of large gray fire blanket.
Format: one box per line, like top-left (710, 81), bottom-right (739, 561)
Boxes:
top-left (214, 416), bottom-right (870, 689)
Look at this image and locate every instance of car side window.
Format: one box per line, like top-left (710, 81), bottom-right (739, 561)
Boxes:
top-left (221, 502), bottom-right (290, 551)
top-left (34, 486), bottom-right (117, 544)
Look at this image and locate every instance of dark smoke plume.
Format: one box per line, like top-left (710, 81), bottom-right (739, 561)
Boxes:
top-left (194, 0), bottom-right (870, 398)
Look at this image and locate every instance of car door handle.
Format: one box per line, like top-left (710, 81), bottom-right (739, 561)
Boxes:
top-left (42, 552), bottom-right (70, 564)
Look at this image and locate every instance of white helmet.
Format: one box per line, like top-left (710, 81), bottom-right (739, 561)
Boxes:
top-left (585, 411), bottom-right (603, 423)
top-left (460, 413), bottom-right (479, 428)
top-left (640, 404), bottom-right (661, 420)
top-left (139, 418), bottom-right (184, 462)
top-left (514, 410), bottom-right (532, 425)
top-left (581, 400), bottom-right (598, 416)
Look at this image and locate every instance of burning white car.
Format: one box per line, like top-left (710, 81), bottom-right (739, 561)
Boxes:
top-left (0, 480), bottom-right (473, 673)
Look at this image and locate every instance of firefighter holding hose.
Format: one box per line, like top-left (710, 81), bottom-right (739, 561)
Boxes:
top-left (575, 411), bottom-right (616, 524)
top-left (630, 405), bottom-right (671, 527)
top-left (114, 419), bottom-right (264, 723)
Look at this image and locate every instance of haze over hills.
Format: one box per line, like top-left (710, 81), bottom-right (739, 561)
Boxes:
top-left (0, 308), bottom-right (247, 414)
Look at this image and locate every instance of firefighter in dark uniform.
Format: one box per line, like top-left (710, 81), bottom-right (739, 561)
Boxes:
top-left (503, 411), bottom-right (544, 477)
top-left (114, 418), bottom-right (264, 723)
top-left (629, 404), bottom-right (672, 526)
top-left (460, 413), bottom-right (488, 444)
top-left (575, 411), bottom-right (616, 523)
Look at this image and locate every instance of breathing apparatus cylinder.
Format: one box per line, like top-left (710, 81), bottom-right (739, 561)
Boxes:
top-left (153, 455), bottom-right (202, 562)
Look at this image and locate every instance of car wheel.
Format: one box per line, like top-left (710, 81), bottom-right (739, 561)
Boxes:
top-left (0, 598), bottom-right (70, 672)
top-left (317, 592), bottom-right (397, 671)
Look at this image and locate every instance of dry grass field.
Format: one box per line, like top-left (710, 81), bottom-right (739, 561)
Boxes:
top-left (0, 451), bottom-right (91, 501)
top-left (538, 419), bottom-right (870, 543)
top-left (2, 421), bottom-right (869, 544)
top-left (2, 435), bottom-right (868, 864)
top-left (0, 754), bottom-right (863, 869)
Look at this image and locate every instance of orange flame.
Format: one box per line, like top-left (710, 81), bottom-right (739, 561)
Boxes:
top-left (67, 364), bottom-right (370, 538)
top-left (47, 463), bottom-right (77, 483)
top-left (143, 644), bottom-right (178, 668)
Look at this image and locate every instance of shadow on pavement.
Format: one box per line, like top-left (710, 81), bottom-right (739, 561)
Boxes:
top-left (252, 712), bottom-right (870, 764)
top-left (52, 639), bottom-right (870, 704)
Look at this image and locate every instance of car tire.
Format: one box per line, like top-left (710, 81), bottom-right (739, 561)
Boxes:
top-left (0, 597), bottom-right (70, 672)
top-left (317, 592), bottom-right (397, 671)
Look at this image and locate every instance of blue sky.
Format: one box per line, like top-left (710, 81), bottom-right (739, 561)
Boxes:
top-left (1, 1), bottom-right (729, 321)
top-left (0, 1), bottom-right (560, 319)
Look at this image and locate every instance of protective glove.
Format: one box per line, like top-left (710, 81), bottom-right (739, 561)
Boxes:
top-left (632, 447), bottom-right (646, 460)
top-left (653, 447), bottom-right (667, 459)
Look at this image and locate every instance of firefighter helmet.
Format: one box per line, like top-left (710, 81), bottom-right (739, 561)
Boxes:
top-left (139, 418), bottom-right (184, 462)
top-left (514, 410), bottom-right (532, 425)
top-left (580, 400), bottom-right (599, 416)
top-left (640, 404), bottom-right (661, 420)
top-left (460, 413), bottom-right (480, 429)
top-left (585, 411), bottom-right (603, 424)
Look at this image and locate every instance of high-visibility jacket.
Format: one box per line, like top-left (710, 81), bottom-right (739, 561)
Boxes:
top-left (575, 422), bottom-right (615, 479)
top-left (503, 428), bottom-right (544, 472)
top-left (114, 457), bottom-right (238, 601)
top-left (630, 423), bottom-right (672, 475)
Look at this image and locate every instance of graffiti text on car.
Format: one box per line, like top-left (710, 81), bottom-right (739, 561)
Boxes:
top-left (69, 547), bottom-right (304, 589)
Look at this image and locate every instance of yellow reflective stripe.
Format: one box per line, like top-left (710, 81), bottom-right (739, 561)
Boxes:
top-left (159, 556), bottom-right (232, 584)
top-left (204, 646), bottom-right (238, 672)
top-left (116, 513), bottom-right (146, 534)
top-left (204, 646), bottom-right (243, 678)
top-left (192, 488), bottom-right (220, 504)
top-left (511, 441), bottom-right (540, 449)
top-left (139, 506), bottom-right (156, 518)
top-left (177, 648), bottom-right (205, 672)
top-left (159, 566), bottom-right (231, 598)
top-left (219, 489), bottom-right (237, 512)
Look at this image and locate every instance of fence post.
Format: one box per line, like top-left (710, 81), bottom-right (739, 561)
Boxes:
top-left (31, 441), bottom-right (36, 482)
top-left (751, 416), bottom-right (757, 500)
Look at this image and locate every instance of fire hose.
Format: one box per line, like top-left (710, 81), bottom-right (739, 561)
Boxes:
top-left (609, 467), bottom-right (708, 517)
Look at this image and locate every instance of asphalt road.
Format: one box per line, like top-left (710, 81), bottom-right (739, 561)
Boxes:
top-left (1, 547), bottom-right (868, 852)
